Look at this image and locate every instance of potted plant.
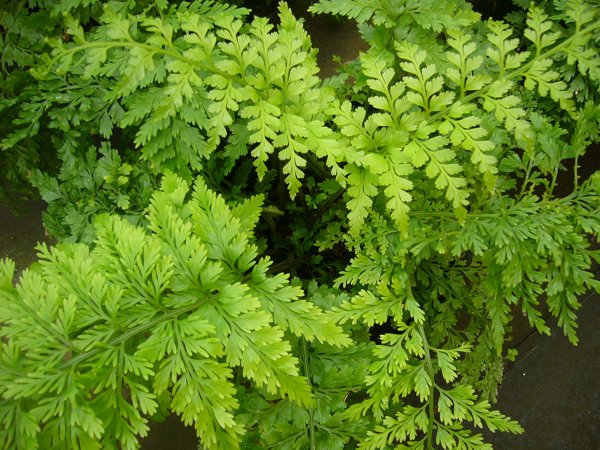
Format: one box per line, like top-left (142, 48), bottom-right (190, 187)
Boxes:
top-left (1, 0), bottom-right (598, 448)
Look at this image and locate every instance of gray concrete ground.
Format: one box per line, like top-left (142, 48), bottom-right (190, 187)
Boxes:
top-left (0, 200), bottom-right (48, 277)
top-left (488, 290), bottom-right (600, 450)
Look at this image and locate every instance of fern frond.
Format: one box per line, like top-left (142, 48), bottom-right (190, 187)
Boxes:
top-left (0, 173), bottom-right (332, 448)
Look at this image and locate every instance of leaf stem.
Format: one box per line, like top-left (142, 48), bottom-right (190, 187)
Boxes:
top-left (60, 293), bottom-right (218, 369)
top-left (301, 339), bottom-right (316, 450)
top-left (518, 156), bottom-right (534, 200)
top-left (573, 152), bottom-right (580, 191)
top-left (418, 325), bottom-right (436, 450)
top-left (307, 187), bottom-right (345, 228)
top-left (428, 20), bottom-right (600, 124)
top-left (305, 152), bottom-right (331, 180)
top-left (45, 40), bottom-right (233, 82)
top-left (268, 255), bottom-right (310, 274)
top-left (548, 165), bottom-right (559, 198)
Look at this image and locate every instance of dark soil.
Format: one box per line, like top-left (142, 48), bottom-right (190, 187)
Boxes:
top-left (0, 199), bottom-right (48, 279)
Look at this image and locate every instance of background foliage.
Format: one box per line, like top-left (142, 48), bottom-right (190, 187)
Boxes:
top-left (1, 0), bottom-right (599, 449)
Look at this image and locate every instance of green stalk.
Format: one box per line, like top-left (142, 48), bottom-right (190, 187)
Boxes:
top-left (548, 165), bottom-right (560, 198)
top-left (573, 153), bottom-right (580, 191)
top-left (419, 325), bottom-right (436, 450)
top-left (307, 187), bottom-right (344, 228)
top-left (302, 339), bottom-right (316, 450)
top-left (60, 293), bottom-right (218, 369)
top-left (428, 20), bottom-right (600, 124)
top-left (518, 156), bottom-right (534, 200)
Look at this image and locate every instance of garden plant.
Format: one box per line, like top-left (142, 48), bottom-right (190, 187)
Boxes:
top-left (0, 0), bottom-right (599, 449)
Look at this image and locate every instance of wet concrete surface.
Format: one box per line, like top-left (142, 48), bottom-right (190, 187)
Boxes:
top-left (141, 414), bottom-right (196, 450)
top-left (302, 15), bottom-right (368, 78)
top-left (0, 199), bottom-right (48, 278)
top-left (487, 290), bottom-right (600, 450)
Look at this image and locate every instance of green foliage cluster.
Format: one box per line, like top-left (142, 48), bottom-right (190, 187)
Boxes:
top-left (1, 0), bottom-right (599, 449)
top-left (0, 173), bottom-right (351, 448)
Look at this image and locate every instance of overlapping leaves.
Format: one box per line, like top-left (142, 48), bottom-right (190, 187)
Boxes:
top-left (0, 173), bottom-right (350, 449)
top-left (2, 1), bottom-right (600, 449)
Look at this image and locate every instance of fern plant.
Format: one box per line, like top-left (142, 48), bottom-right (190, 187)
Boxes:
top-left (0, 173), bottom-right (351, 449)
top-left (1, 0), bottom-right (599, 449)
